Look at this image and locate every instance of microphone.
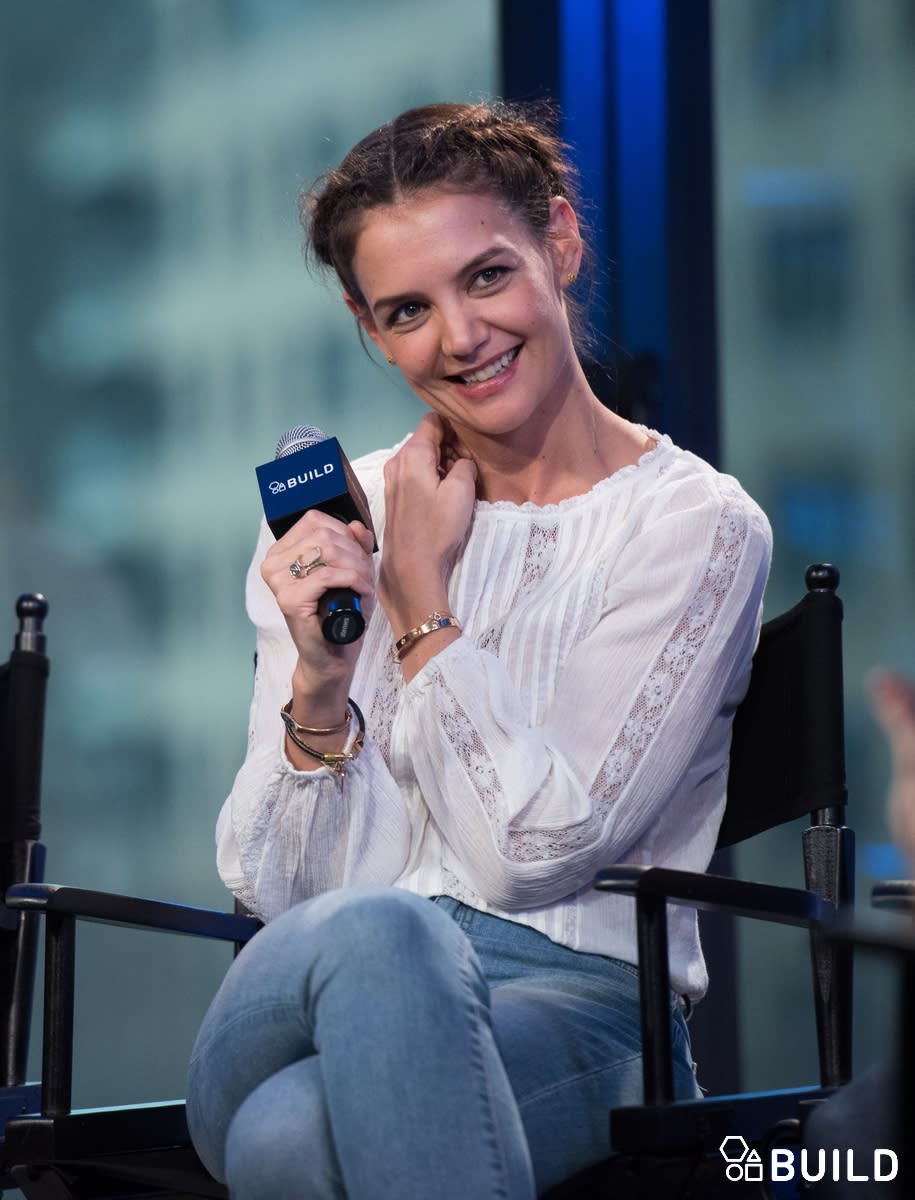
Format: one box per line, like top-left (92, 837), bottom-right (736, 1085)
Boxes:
top-left (255, 425), bottom-right (377, 645)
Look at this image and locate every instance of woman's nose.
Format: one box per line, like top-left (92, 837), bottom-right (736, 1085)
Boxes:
top-left (439, 303), bottom-right (488, 361)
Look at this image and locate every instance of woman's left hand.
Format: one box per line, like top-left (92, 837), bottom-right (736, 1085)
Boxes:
top-left (378, 413), bottom-right (477, 633)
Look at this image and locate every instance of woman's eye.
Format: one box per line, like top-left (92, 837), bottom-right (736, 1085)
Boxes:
top-left (390, 302), bottom-right (423, 326)
top-left (474, 266), bottom-right (505, 288)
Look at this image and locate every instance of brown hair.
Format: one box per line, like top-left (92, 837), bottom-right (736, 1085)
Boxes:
top-left (300, 100), bottom-right (592, 350)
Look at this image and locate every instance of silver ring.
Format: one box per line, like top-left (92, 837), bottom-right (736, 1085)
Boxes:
top-left (289, 547), bottom-right (326, 579)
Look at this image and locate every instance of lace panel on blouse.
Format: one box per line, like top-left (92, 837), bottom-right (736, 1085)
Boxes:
top-left (519, 521), bottom-right (559, 591)
top-left (434, 495), bottom-right (750, 865)
top-left (476, 520), bottom-right (559, 661)
top-left (366, 638), bottom-right (402, 765)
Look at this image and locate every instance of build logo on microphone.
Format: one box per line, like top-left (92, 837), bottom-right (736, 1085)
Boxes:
top-left (718, 1136), bottom-right (899, 1185)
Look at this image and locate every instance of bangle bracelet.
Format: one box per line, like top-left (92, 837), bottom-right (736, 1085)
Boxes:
top-left (392, 612), bottom-right (462, 662)
top-left (280, 700), bottom-right (351, 736)
top-left (281, 698), bottom-right (365, 776)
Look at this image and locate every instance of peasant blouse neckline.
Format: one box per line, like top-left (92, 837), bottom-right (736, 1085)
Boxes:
top-left (474, 427), bottom-right (670, 516)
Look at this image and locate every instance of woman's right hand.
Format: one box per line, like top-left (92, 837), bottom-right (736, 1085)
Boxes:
top-left (261, 511), bottom-right (376, 711)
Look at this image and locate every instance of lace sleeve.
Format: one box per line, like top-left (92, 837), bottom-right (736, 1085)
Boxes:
top-left (399, 480), bottom-right (772, 910)
top-left (214, 497), bottom-right (414, 921)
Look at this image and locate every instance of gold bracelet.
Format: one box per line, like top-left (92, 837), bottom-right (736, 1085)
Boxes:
top-left (280, 698), bottom-right (365, 776)
top-left (280, 700), bottom-right (351, 736)
top-left (392, 612), bottom-right (462, 662)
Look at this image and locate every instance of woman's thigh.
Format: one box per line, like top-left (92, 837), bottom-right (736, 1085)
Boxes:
top-left (450, 906), bottom-right (698, 1194)
top-left (492, 972), bottom-right (697, 1192)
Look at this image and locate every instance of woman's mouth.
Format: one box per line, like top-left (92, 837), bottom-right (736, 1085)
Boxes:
top-left (451, 346), bottom-right (520, 386)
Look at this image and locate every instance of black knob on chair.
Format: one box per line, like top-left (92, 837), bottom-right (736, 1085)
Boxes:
top-left (805, 564), bottom-right (839, 593)
top-left (15, 593), bottom-right (49, 653)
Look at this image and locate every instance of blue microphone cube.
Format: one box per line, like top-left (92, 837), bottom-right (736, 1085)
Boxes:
top-left (255, 437), bottom-right (374, 544)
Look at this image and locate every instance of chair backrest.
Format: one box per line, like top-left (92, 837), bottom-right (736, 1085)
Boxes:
top-left (1, 594), bottom-right (49, 1088)
top-left (718, 563), bottom-right (847, 849)
top-left (719, 563), bottom-right (853, 1088)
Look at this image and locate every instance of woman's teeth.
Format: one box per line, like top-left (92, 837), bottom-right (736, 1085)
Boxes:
top-left (460, 347), bottom-right (518, 385)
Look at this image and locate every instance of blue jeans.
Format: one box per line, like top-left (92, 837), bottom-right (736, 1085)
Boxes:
top-left (186, 886), bottom-right (698, 1199)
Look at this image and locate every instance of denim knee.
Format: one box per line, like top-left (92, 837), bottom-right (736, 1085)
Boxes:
top-left (290, 885), bottom-right (483, 994)
top-left (297, 884), bottom-right (457, 946)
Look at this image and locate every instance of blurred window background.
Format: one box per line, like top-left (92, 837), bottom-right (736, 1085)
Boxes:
top-left (714, 0), bottom-right (914, 1087)
top-left (1, 0), bottom-right (912, 1125)
top-left (0, 0), bottom-right (496, 1107)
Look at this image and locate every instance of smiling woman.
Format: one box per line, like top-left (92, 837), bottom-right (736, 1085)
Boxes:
top-left (185, 100), bottom-right (774, 1200)
top-left (344, 190), bottom-right (583, 463)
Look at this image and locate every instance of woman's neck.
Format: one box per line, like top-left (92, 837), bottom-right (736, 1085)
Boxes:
top-left (458, 392), bottom-right (655, 508)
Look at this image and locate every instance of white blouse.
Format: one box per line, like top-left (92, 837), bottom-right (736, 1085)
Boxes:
top-left (216, 432), bottom-right (772, 999)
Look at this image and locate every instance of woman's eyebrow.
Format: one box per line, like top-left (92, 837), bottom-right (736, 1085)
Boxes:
top-left (372, 245), bottom-right (505, 313)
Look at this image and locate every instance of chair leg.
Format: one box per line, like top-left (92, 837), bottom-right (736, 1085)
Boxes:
top-left (635, 893), bottom-right (674, 1105)
top-left (10, 1163), bottom-right (77, 1200)
top-left (41, 913), bottom-right (76, 1117)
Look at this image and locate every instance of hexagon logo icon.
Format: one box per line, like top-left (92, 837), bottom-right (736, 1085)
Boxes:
top-left (719, 1135), bottom-right (762, 1182)
top-left (719, 1135), bottom-right (750, 1164)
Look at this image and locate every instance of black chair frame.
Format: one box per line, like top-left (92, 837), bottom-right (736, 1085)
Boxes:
top-left (3, 565), bottom-right (854, 1199)
top-left (1, 596), bottom-right (49, 1174)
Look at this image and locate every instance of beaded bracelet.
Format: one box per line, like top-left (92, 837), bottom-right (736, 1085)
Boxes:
top-left (280, 698), bottom-right (365, 776)
top-left (392, 612), bottom-right (462, 662)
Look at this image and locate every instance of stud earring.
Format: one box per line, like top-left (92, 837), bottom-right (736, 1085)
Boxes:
top-left (386, 356), bottom-right (396, 365)
top-left (567, 272), bottom-right (577, 285)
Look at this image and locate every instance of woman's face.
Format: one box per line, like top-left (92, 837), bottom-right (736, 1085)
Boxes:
top-left (346, 188), bottom-right (583, 445)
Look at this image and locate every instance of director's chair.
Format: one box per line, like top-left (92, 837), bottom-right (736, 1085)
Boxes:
top-left (4, 566), bottom-right (853, 1199)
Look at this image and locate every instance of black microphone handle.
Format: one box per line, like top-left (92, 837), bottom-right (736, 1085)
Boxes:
top-left (308, 500), bottom-right (367, 645)
top-left (319, 589), bottom-right (365, 645)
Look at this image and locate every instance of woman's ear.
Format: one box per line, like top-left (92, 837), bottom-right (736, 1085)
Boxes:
top-left (344, 292), bottom-right (386, 357)
top-left (547, 197), bottom-right (583, 286)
